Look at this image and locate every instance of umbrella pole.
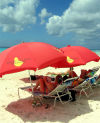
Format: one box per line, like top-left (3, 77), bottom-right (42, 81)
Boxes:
top-left (70, 67), bottom-right (73, 77)
top-left (28, 70), bottom-right (34, 97)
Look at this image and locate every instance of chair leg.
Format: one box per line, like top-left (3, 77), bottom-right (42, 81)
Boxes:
top-left (89, 85), bottom-right (94, 95)
top-left (54, 97), bottom-right (57, 107)
top-left (79, 88), bottom-right (89, 98)
top-left (79, 85), bottom-right (94, 98)
top-left (83, 89), bottom-right (89, 98)
top-left (67, 90), bottom-right (72, 101)
top-left (53, 92), bottom-right (64, 107)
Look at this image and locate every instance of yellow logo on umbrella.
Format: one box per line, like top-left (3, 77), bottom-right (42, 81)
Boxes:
top-left (67, 56), bottom-right (74, 63)
top-left (14, 57), bottom-right (24, 67)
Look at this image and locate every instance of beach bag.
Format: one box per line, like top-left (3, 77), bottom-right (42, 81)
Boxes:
top-left (30, 75), bottom-right (37, 80)
top-left (56, 92), bottom-right (69, 101)
top-left (56, 90), bottom-right (76, 101)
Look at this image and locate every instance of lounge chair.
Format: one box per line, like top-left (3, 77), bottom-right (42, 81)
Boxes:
top-left (90, 69), bottom-right (100, 86)
top-left (72, 77), bottom-right (94, 98)
top-left (18, 77), bottom-right (78, 107)
top-left (43, 82), bottom-right (73, 107)
top-left (72, 68), bottom-right (100, 98)
top-left (91, 66), bottom-right (100, 72)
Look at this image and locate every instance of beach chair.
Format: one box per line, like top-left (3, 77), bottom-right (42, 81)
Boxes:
top-left (87, 66), bottom-right (100, 77)
top-left (35, 77), bottom-right (78, 106)
top-left (18, 83), bottom-right (72, 107)
top-left (73, 77), bottom-right (94, 98)
top-left (43, 82), bottom-right (73, 107)
top-left (91, 66), bottom-right (100, 72)
top-left (90, 69), bottom-right (100, 87)
top-left (72, 68), bottom-right (100, 98)
top-left (18, 77), bottom-right (78, 107)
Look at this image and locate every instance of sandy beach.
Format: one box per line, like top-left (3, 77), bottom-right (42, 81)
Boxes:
top-left (0, 61), bottom-right (100, 123)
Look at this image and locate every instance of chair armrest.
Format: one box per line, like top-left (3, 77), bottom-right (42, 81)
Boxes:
top-left (63, 77), bottom-right (78, 83)
top-left (18, 85), bottom-right (35, 90)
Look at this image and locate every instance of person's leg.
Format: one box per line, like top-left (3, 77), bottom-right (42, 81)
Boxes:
top-left (33, 78), bottom-right (45, 93)
top-left (39, 78), bottom-right (45, 93)
top-left (70, 90), bottom-right (76, 101)
top-left (43, 76), bottom-right (54, 92)
top-left (33, 80), bottom-right (40, 91)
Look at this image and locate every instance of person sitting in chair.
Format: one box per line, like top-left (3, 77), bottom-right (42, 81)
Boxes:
top-left (66, 67), bottom-right (78, 78)
top-left (33, 75), bottom-right (63, 93)
top-left (71, 69), bottom-right (90, 87)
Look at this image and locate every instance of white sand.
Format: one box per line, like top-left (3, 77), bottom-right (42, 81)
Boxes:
top-left (0, 61), bottom-right (100, 123)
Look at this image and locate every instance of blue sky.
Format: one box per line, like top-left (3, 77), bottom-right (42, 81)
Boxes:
top-left (0, 0), bottom-right (100, 49)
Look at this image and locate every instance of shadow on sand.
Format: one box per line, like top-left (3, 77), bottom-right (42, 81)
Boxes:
top-left (20, 78), bottom-right (37, 83)
top-left (89, 86), bottom-right (100, 101)
top-left (6, 95), bottom-right (94, 123)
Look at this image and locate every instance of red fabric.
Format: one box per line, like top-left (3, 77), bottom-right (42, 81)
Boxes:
top-left (0, 42), bottom-right (66, 77)
top-left (59, 45), bottom-right (100, 67)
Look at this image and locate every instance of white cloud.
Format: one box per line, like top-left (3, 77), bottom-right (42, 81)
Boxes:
top-left (0, 0), bottom-right (39, 32)
top-left (39, 8), bottom-right (52, 24)
top-left (46, 0), bottom-right (100, 41)
top-left (0, 0), bottom-right (14, 7)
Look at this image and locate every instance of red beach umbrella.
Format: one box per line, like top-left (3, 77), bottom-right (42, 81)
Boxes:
top-left (60, 45), bottom-right (100, 67)
top-left (0, 42), bottom-right (67, 77)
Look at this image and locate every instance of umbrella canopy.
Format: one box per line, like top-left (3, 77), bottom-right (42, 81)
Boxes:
top-left (59, 45), bottom-right (100, 67)
top-left (0, 42), bottom-right (67, 77)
